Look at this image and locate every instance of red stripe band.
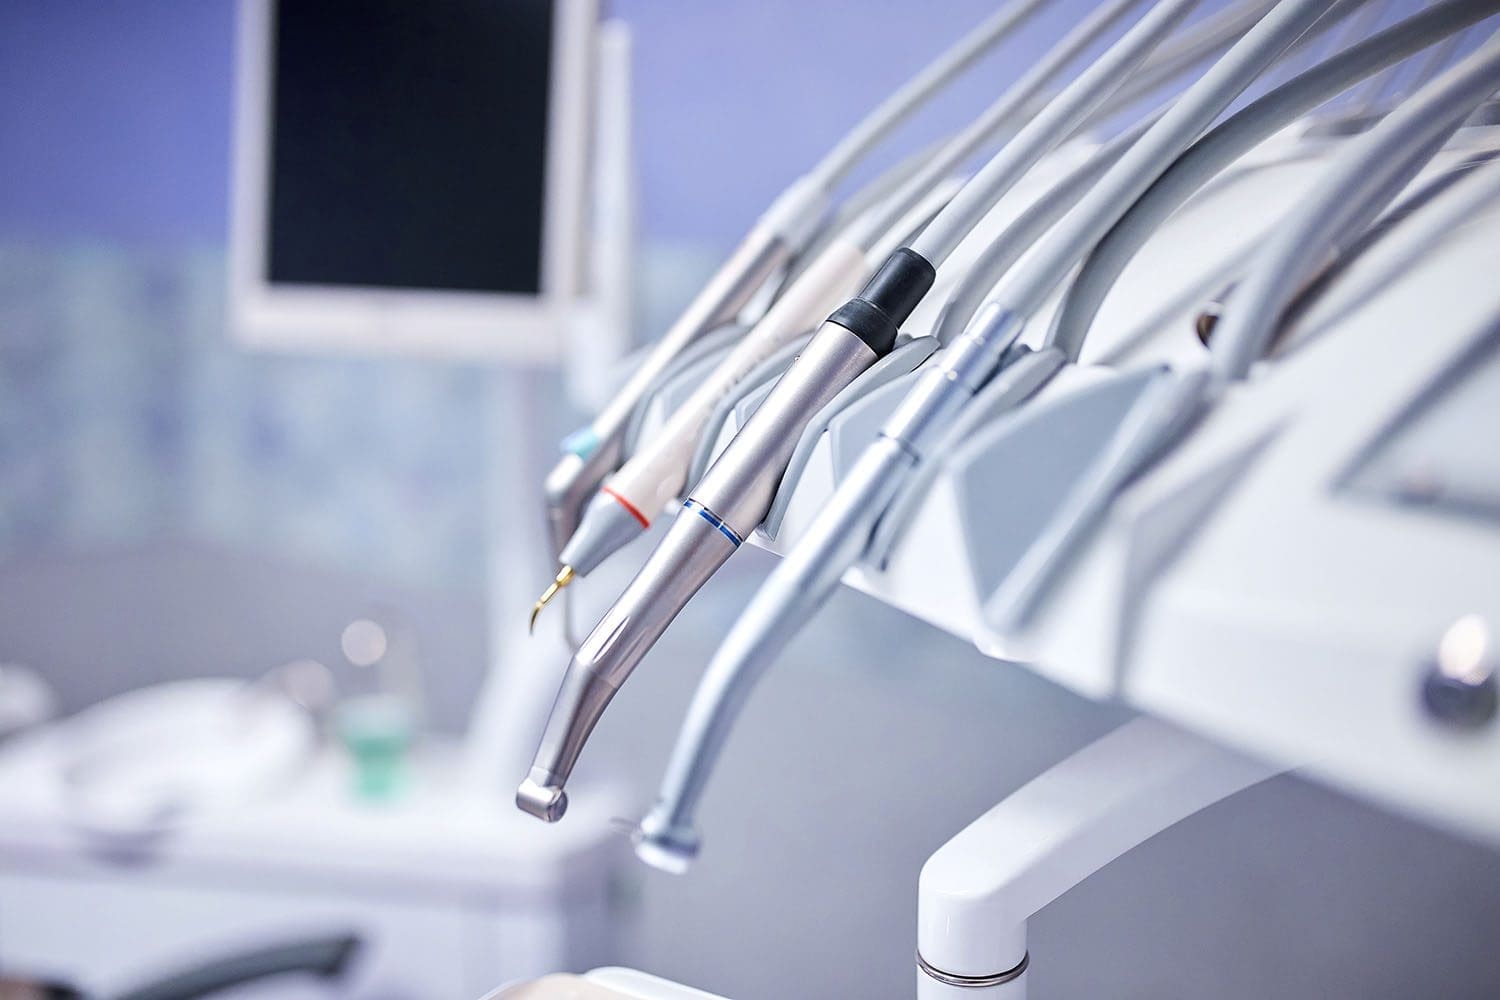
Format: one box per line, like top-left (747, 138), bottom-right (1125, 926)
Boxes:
top-left (601, 486), bottom-right (651, 529)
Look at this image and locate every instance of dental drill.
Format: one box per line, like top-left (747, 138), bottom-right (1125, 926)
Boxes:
top-left (518, 0), bottom-right (1207, 822)
top-left (634, 0), bottom-right (1342, 870)
top-left (534, 0), bottom-right (1158, 618)
top-left (536, 0), bottom-right (1054, 602)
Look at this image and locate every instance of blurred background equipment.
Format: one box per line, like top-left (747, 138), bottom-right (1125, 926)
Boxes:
top-left (0, 0), bottom-right (629, 996)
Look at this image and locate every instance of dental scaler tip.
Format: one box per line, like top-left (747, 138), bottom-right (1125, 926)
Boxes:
top-left (529, 565), bottom-right (575, 634)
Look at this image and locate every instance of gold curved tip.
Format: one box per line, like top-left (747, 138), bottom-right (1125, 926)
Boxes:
top-left (529, 565), bottom-right (576, 634)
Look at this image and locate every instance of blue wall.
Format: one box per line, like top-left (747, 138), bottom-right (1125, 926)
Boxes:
top-left (0, 0), bottom-right (1294, 250)
top-left (0, 1), bottom-right (235, 246)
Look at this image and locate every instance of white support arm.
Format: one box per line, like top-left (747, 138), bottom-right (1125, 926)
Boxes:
top-left (917, 717), bottom-right (1281, 998)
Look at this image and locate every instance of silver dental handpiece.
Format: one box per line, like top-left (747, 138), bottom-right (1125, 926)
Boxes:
top-left (517, 251), bottom-right (937, 822)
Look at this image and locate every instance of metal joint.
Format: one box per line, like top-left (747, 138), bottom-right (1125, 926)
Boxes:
top-left (916, 950), bottom-right (1030, 989)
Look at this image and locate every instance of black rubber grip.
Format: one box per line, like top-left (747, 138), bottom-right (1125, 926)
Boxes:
top-left (826, 247), bottom-right (936, 355)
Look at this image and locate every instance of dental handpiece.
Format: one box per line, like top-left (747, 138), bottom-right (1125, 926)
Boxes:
top-left (635, 0), bottom-right (1336, 871)
top-left (534, 0), bottom-right (1158, 613)
top-left (540, 0), bottom-right (1053, 566)
top-left (516, 250), bottom-right (936, 822)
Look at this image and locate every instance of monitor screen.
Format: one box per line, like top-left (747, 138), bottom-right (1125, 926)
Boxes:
top-left (265, 0), bottom-right (554, 296)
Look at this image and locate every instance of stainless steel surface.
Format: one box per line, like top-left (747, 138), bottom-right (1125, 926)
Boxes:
top-left (762, 334), bottom-right (940, 540)
top-left (530, 322), bottom-right (878, 823)
top-left (687, 333), bottom-right (813, 492)
top-left (694, 320), bottom-right (879, 538)
top-left (517, 511), bottom-right (737, 820)
top-left (868, 346), bottom-right (1066, 570)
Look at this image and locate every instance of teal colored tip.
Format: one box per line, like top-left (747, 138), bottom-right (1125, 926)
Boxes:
top-left (561, 426), bottom-right (600, 460)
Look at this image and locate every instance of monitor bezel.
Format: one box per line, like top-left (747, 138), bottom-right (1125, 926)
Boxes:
top-left (228, 0), bottom-right (594, 363)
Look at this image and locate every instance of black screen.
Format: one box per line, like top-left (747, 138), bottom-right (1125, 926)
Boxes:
top-left (266, 0), bottom-right (554, 295)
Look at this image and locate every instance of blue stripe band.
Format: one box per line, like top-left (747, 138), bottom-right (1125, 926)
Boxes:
top-left (683, 499), bottom-right (742, 547)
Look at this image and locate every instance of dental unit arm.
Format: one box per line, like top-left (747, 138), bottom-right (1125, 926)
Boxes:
top-left (927, 42), bottom-right (1500, 992)
top-left (916, 718), bottom-right (1278, 996)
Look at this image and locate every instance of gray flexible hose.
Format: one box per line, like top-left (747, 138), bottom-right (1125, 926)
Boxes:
top-left (978, 0), bottom-right (1350, 331)
top-left (1211, 28), bottom-right (1500, 381)
top-left (1050, 0), bottom-right (1500, 362)
top-left (933, 111), bottom-right (1165, 348)
top-left (1068, 0), bottom-right (1282, 128)
top-left (791, 138), bottom-right (946, 282)
top-left (846, 0), bottom-right (1153, 250)
top-left (911, 0), bottom-right (1203, 266)
top-left (809, 0), bottom-right (1052, 189)
top-left (930, 0), bottom-right (1375, 353)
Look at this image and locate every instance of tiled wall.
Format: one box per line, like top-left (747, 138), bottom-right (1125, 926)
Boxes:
top-left (0, 244), bottom-right (494, 589)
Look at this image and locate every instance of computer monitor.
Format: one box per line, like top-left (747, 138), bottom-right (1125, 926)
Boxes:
top-left (229, 0), bottom-right (595, 362)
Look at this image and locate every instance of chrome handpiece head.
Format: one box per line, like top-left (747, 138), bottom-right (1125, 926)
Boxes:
top-left (515, 644), bottom-right (619, 822)
top-left (634, 810), bottom-right (701, 875)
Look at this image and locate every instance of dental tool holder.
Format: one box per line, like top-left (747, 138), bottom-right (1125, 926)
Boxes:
top-left (620, 132), bottom-right (1500, 849)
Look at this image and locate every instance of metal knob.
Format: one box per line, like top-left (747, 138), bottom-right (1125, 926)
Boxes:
top-left (1421, 614), bottom-right (1497, 729)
